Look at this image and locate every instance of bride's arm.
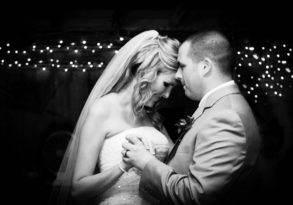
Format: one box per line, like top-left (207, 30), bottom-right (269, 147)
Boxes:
top-left (71, 98), bottom-right (127, 201)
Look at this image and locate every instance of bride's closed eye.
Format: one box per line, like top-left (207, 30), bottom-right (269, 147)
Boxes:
top-left (163, 82), bottom-right (171, 87)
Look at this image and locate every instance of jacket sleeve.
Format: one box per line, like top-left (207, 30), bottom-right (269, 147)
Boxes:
top-left (139, 110), bottom-right (247, 205)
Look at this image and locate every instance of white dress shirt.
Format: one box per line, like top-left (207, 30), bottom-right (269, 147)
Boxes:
top-left (198, 80), bottom-right (236, 108)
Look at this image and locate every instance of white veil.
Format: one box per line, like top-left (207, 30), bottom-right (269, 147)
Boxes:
top-left (50, 30), bottom-right (159, 204)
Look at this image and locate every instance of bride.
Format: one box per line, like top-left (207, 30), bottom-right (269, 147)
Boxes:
top-left (51, 30), bottom-right (180, 205)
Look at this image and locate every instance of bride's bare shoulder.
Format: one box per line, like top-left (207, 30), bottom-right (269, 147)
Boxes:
top-left (89, 93), bottom-right (119, 116)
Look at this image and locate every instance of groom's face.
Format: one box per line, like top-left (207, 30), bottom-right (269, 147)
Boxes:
top-left (176, 42), bottom-right (203, 101)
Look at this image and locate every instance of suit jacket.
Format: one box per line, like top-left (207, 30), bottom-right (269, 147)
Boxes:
top-left (139, 84), bottom-right (261, 205)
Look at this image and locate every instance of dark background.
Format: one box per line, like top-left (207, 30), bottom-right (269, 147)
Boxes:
top-left (1, 2), bottom-right (292, 205)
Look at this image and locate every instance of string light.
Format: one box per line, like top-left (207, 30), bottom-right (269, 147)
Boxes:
top-left (1, 38), bottom-right (290, 106)
top-left (234, 41), bottom-right (292, 104)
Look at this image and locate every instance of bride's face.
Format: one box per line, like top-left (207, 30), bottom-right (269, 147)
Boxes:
top-left (145, 69), bottom-right (177, 107)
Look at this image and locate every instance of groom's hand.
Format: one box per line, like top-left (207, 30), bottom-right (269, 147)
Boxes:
top-left (122, 135), bottom-right (155, 170)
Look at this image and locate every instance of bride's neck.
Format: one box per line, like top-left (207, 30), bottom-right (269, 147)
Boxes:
top-left (117, 80), bottom-right (138, 124)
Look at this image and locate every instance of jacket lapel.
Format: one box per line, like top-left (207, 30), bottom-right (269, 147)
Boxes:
top-left (166, 84), bottom-right (241, 163)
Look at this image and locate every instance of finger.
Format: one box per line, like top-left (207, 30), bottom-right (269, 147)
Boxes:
top-left (137, 136), bottom-right (150, 149)
top-left (126, 135), bottom-right (142, 145)
top-left (122, 142), bottom-right (135, 151)
top-left (122, 156), bottom-right (131, 163)
top-left (138, 137), bottom-right (155, 154)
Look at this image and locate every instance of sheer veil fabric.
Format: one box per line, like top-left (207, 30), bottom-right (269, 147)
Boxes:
top-left (50, 30), bottom-right (160, 204)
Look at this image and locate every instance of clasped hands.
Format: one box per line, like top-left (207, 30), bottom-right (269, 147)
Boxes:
top-left (121, 135), bottom-right (156, 171)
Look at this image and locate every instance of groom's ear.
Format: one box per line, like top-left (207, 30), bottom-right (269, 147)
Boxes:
top-left (199, 58), bottom-right (212, 77)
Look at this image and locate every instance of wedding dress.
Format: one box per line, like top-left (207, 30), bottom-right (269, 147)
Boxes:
top-left (51, 30), bottom-right (164, 205)
top-left (95, 126), bottom-right (171, 205)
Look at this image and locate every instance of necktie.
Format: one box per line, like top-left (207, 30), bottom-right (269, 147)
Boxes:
top-left (165, 116), bottom-right (194, 163)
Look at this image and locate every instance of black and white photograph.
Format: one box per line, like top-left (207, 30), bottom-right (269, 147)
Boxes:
top-left (1, 2), bottom-right (292, 205)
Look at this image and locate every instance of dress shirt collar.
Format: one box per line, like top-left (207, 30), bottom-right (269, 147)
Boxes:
top-left (198, 80), bottom-right (236, 108)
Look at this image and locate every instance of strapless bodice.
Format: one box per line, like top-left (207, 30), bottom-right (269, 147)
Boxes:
top-left (98, 126), bottom-right (170, 172)
top-left (95, 126), bottom-right (171, 205)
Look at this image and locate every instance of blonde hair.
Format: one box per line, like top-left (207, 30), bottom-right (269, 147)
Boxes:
top-left (111, 35), bottom-right (180, 121)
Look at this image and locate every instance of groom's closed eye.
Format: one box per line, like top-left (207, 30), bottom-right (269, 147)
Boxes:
top-left (179, 63), bottom-right (185, 70)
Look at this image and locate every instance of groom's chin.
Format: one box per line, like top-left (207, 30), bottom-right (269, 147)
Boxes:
top-left (184, 90), bottom-right (194, 100)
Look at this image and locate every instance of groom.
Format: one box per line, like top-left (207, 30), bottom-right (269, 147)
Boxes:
top-left (122, 31), bottom-right (261, 204)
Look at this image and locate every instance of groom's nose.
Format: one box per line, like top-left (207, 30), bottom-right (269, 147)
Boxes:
top-left (175, 70), bottom-right (182, 81)
top-left (162, 88), bottom-right (172, 99)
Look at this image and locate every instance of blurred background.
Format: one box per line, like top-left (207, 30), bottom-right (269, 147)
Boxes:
top-left (1, 2), bottom-right (292, 204)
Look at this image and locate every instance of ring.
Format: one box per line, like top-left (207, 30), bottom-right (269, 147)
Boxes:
top-left (124, 150), bottom-right (128, 157)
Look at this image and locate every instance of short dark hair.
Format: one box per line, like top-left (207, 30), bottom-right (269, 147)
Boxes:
top-left (185, 30), bottom-right (233, 75)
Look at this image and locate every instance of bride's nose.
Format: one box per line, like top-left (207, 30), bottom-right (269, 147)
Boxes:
top-left (175, 69), bottom-right (182, 81)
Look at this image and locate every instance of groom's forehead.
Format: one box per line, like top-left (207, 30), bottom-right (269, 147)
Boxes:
top-left (178, 42), bottom-right (191, 59)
